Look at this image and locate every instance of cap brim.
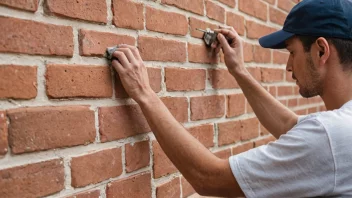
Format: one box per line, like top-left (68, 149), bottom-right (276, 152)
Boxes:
top-left (259, 30), bottom-right (294, 49)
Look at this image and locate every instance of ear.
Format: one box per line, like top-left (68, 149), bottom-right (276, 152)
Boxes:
top-left (315, 37), bottom-right (330, 65)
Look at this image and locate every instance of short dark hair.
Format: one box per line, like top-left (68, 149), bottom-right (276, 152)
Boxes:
top-left (297, 35), bottom-right (352, 70)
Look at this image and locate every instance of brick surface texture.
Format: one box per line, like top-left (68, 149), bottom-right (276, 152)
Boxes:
top-left (0, 0), bottom-right (320, 197)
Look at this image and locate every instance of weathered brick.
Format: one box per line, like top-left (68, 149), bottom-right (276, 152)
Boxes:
top-left (7, 106), bottom-right (95, 154)
top-left (295, 109), bottom-right (307, 115)
top-left (273, 50), bottom-right (289, 65)
top-left (190, 95), bottom-right (225, 121)
top-left (125, 141), bottom-right (150, 173)
top-left (214, 148), bottom-right (231, 159)
top-left (71, 148), bottom-right (122, 188)
top-left (308, 107), bottom-right (318, 114)
top-left (99, 105), bottom-right (151, 142)
top-left (0, 0), bottom-right (38, 12)
top-left (247, 67), bottom-right (262, 81)
top-left (161, 0), bottom-right (204, 15)
top-left (0, 159), bottom-right (64, 198)
top-left (288, 98), bottom-right (298, 107)
top-left (188, 43), bottom-right (218, 64)
top-left (293, 86), bottom-right (299, 95)
top-left (138, 36), bottom-right (186, 62)
top-left (270, 7), bottom-right (287, 26)
top-left (261, 68), bottom-right (284, 82)
top-left (253, 45), bottom-right (271, 63)
top-left (146, 7), bottom-right (188, 36)
top-left (187, 124), bottom-right (214, 148)
top-left (153, 141), bottom-right (178, 178)
top-left (115, 67), bottom-right (161, 98)
top-left (243, 42), bottom-right (254, 62)
top-left (157, 177), bottom-right (180, 198)
top-left (241, 118), bottom-right (259, 141)
top-left (239, 0), bottom-right (267, 21)
top-left (226, 12), bottom-right (245, 36)
top-left (79, 29), bottom-right (135, 57)
top-left (277, 86), bottom-right (293, 96)
top-left (262, 0), bottom-right (275, 4)
top-left (208, 69), bottom-right (239, 89)
top-left (0, 65), bottom-right (37, 99)
top-left (246, 20), bottom-right (276, 39)
top-left (165, 68), bottom-right (206, 91)
top-left (106, 172), bottom-right (151, 198)
top-left (206, 0), bottom-right (225, 23)
top-left (46, 64), bottom-right (112, 98)
top-left (112, 0), bottom-right (144, 30)
top-left (227, 93), bottom-right (245, 117)
top-left (45, 0), bottom-right (107, 23)
top-left (232, 142), bottom-right (253, 155)
top-left (0, 112), bottom-right (8, 156)
top-left (278, 0), bottom-right (295, 12)
top-left (161, 97), bottom-right (188, 123)
top-left (0, 16), bottom-right (73, 56)
top-left (181, 177), bottom-right (196, 197)
top-left (254, 136), bottom-right (276, 147)
top-left (299, 98), bottom-right (309, 106)
top-left (218, 120), bottom-right (241, 146)
top-left (266, 86), bottom-right (277, 97)
top-left (189, 17), bottom-right (218, 39)
top-left (218, 0), bottom-right (236, 7)
top-left (66, 189), bottom-right (100, 198)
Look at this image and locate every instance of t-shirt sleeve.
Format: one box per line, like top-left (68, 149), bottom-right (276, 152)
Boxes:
top-left (229, 117), bottom-right (335, 198)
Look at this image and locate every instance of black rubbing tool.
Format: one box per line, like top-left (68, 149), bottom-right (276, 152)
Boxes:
top-left (106, 45), bottom-right (119, 64)
top-left (196, 28), bottom-right (233, 47)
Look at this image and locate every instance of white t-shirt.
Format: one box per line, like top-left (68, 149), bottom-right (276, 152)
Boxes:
top-left (229, 100), bottom-right (352, 198)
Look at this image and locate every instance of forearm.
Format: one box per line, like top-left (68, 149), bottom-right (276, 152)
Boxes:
top-left (231, 68), bottom-right (298, 138)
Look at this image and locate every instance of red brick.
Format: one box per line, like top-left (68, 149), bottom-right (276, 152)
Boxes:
top-left (0, 65), bottom-right (37, 99)
top-left (138, 36), bottom-right (186, 62)
top-left (7, 106), bottom-right (95, 154)
top-left (0, 111), bottom-right (8, 156)
top-left (45, 0), bottom-right (107, 23)
top-left (273, 50), bottom-right (289, 65)
top-left (241, 118), bottom-right (259, 141)
top-left (106, 172), bottom-right (151, 198)
top-left (278, 0), bottom-right (295, 12)
top-left (191, 95), bottom-right (225, 120)
top-left (262, 0), bottom-right (275, 4)
top-left (99, 105), bottom-right (151, 142)
top-left (165, 68), bottom-right (206, 91)
top-left (270, 7), bottom-right (287, 26)
top-left (0, 0), bottom-right (38, 12)
top-left (218, 0), bottom-right (236, 7)
top-left (71, 148), bottom-right (122, 187)
top-left (161, 0), bottom-right (204, 15)
top-left (214, 148), bottom-right (231, 159)
top-left (187, 124), bottom-right (214, 148)
top-left (157, 177), bottom-right (180, 198)
top-left (206, 0), bottom-right (225, 23)
top-left (208, 69), bottom-right (239, 89)
top-left (239, 0), bottom-right (267, 21)
top-left (226, 12), bottom-right (245, 36)
top-left (246, 20), bottom-right (276, 39)
top-left (232, 142), bottom-right (253, 155)
top-left (0, 16), bottom-right (73, 57)
top-left (0, 159), bottom-right (64, 197)
top-left (299, 98), bottom-right (308, 106)
top-left (79, 29), bottom-right (135, 57)
top-left (218, 120), bottom-right (241, 146)
top-left (227, 93), bottom-right (245, 117)
top-left (189, 17), bottom-right (218, 39)
top-left (161, 97), bottom-right (188, 123)
top-left (146, 7), bottom-right (188, 36)
top-left (46, 64), bottom-right (112, 99)
top-left (293, 86), bottom-right (299, 95)
top-left (288, 98), bottom-right (298, 107)
top-left (66, 189), bottom-right (100, 198)
top-left (254, 45), bottom-right (271, 63)
top-left (153, 141), bottom-right (178, 178)
top-left (254, 136), bottom-right (276, 147)
top-left (181, 177), bottom-right (195, 197)
top-left (125, 141), bottom-right (150, 173)
top-left (112, 0), bottom-right (144, 30)
top-left (188, 43), bottom-right (218, 64)
top-left (308, 107), bottom-right (318, 114)
top-left (247, 67), bottom-right (262, 81)
top-left (266, 86), bottom-right (277, 97)
top-left (295, 109), bottom-right (307, 115)
top-left (277, 86), bottom-right (293, 96)
top-left (115, 67), bottom-right (161, 98)
top-left (261, 68), bottom-right (284, 82)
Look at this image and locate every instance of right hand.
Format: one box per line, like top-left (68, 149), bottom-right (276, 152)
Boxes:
top-left (212, 27), bottom-right (245, 75)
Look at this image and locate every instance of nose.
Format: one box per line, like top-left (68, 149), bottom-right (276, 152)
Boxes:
top-left (286, 54), bottom-right (293, 72)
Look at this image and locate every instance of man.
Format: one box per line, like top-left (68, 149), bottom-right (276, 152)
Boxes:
top-left (110, 0), bottom-right (352, 197)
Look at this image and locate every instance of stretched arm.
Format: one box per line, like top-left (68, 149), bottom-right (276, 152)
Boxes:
top-left (111, 45), bottom-right (244, 197)
top-left (214, 28), bottom-right (298, 138)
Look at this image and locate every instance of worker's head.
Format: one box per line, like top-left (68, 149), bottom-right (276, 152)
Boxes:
top-left (259, 0), bottom-right (352, 98)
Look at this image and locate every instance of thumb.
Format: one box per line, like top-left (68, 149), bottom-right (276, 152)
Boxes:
top-left (217, 33), bottom-right (231, 54)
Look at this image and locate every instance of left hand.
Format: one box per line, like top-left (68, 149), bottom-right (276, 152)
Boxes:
top-left (111, 44), bottom-right (154, 103)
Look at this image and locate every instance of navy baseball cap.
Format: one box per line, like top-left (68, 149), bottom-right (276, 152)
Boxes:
top-left (259, 0), bottom-right (352, 49)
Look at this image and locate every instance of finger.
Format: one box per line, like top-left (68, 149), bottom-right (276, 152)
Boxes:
top-left (119, 44), bottom-right (143, 62)
top-left (217, 33), bottom-right (232, 54)
top-left (211, 40), bottom-right (219, 49)
top-left (112, 51), bottom-right (129, 66)
top-left (117, 48), bottom-right (137, 64)
top-left (214, 28), bottom-right (238, 39)
top-left (111, 59), bottom-right (124, 73)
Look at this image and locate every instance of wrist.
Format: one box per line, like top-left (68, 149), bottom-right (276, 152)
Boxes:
top-left (135, 89), bottom-right (159, 107)
top-left (229, 64), bottom-right (248, 77)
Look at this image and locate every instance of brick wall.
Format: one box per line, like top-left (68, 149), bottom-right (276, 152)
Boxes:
top-left (0, 0), bottom-right (323, 197)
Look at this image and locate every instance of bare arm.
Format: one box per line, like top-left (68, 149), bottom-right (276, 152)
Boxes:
top-left (111, 45), bottom-right (244, 197)
top-left (215, 28), bottom-right (298, 138)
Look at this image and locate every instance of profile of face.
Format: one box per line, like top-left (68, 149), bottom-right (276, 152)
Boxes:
top-left (285, 37), bottom-right (324, 98)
